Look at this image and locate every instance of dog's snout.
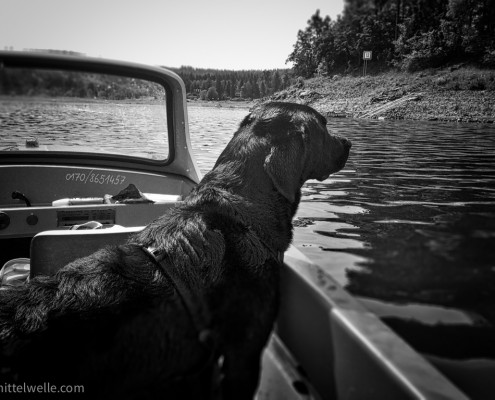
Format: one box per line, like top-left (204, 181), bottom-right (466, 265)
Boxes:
top-left (331, 134), bottom-right (351, 150)
top-left (341, 137), bottom-right (352, 149)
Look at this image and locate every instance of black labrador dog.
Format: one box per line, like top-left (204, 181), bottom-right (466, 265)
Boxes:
top-left (0, 102), bottom-right (350, 399)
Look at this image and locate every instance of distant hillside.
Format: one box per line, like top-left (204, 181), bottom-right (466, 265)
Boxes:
top-left (168, 66), bottom-right (294, 100)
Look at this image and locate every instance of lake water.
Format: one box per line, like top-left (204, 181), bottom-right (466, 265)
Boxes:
top-left (188, 105), bottom-right (495, 362)
top-left (2, 100), bottom-right (494, 362)
top-left (0, 97), bottom-right (169, 159)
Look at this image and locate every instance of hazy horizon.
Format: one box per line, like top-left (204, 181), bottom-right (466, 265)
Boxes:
top-left (1, 0), bottom-right (344, 71)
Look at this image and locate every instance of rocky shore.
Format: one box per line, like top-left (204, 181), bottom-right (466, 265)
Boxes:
top-left (270, 66), bottom-right (495, 124)
top-left (187, 99), bottom-right (256, 109)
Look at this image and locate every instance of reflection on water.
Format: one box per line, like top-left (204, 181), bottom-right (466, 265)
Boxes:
top-left (188, 107), bottom-right (495, 362)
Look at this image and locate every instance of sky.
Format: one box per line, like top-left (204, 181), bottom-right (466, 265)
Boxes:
top-left (1, 0), bottom-right (344, 70)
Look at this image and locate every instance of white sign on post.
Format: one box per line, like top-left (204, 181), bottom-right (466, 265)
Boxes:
top-left (362, 51), bottom-right (372, 76)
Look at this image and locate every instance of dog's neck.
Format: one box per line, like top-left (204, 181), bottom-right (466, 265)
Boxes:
top-left (188, 168), bottom-right (298, 253)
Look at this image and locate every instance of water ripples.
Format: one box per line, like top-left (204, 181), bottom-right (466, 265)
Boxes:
top-left (0, 98), bottom-right (169, 159)
top-left (3, 100), bottom-right (494, 359)
top-left (288, 118), bottom-right (495, 359)
top-left (187, 112), bottom-right (495, 330)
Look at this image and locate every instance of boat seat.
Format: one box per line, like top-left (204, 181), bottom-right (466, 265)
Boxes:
top-left (30, 225), bottom-right (144, 278)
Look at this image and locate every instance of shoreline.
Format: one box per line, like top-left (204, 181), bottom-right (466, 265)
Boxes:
top-left (187, 67), bottom-right (495, 124)
top-left (271, 67), bottom-right (495, 124)
top-left (186, 99), bottom-right (254, 110)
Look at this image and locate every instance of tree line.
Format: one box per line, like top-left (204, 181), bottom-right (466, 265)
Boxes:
top-left (0, 69), bottom-right (165, 100)
top-left (169, 66), bottom-right (294, 100)
top-left (0, 66), bottom-right (295, 102)
top-left (288, 0), bottom-right (495, 78)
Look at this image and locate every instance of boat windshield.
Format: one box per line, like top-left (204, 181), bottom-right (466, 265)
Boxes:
top-left (0, 67), bottom-right (169, 161)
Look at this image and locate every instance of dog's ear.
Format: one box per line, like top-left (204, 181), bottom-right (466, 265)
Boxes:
top-left (264, 135), bottom-right (305, 203)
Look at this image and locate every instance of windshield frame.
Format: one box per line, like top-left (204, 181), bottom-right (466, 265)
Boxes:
top-left (0, 52), bottom-right (200, 180)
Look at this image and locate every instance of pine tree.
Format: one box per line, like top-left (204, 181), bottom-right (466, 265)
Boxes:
top-left (260, 81), bottom-right (267, 98)
top-left (236, 80), bottom-right (243, 97)
top-left (282, 73), bottom-right (290, 89)
top-left (271, 71), bottom-right (282, 93)
top-left (225, 81), bottom-right (231, 99)
top-left (240, 81), bottom-right (252, 99)
top-left (215, 77), bottom-right (222, 99)
top-left (251, 79), bottom-right (261, 99)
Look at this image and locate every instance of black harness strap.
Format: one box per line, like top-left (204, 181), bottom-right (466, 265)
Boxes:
top-left (135, 213), bottom-right (284, 394)
top-left (140, 245), bottom-right (211, 337)
top-left (138, 245), bottom-right (223, 392)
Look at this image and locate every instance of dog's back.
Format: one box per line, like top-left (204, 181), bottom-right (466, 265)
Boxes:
top-left (0, 242), bottom-right (216, 399)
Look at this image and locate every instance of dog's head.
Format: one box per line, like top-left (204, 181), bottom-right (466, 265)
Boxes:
top-left (238, 102), bottom-right (351, 203)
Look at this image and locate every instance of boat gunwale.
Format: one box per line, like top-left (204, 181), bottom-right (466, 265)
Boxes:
top-left (278, 246), bottom-right (469, 399)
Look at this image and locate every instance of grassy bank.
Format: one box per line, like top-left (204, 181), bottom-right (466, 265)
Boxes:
top-left (270, 66), bottom-right (495, 123)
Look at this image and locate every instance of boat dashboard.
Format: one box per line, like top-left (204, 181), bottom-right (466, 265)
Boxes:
top-left (0, 164), bottom-right (195, 266)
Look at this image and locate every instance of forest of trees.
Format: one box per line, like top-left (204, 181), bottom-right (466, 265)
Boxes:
top-left (288, 0), bottom-right (495, 78)
top-left (0, 66), bottom-right (295, 102)
top-left (169, 66), bottom-right (294, 100)
top-left (0, 68), bottom-right (165, 100)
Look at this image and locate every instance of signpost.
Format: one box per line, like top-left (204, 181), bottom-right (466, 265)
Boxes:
top-left (363, 51), bottom-right (372, 76)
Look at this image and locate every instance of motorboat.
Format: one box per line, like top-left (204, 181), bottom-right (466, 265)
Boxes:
top-left (0, 51), bottom-right (469, 399)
